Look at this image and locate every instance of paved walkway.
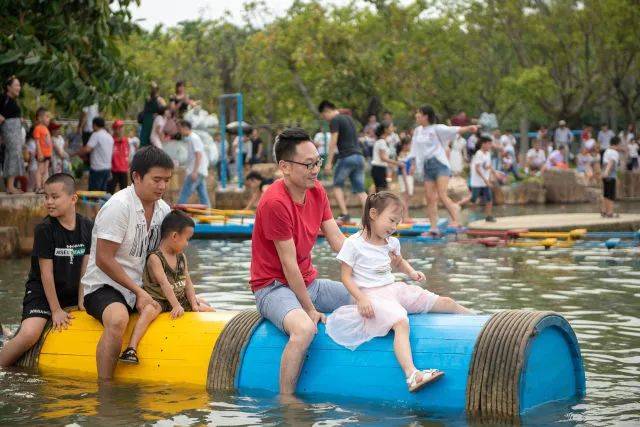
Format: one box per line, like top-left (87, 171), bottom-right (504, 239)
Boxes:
top-left (469, 213), bottom-right (640, 232)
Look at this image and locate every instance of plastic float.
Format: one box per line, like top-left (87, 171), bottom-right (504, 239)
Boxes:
top-left (76, 190), bottom-right (109, 207)
top-left (174, 206), bottom-right (256, 239)
top-left (339, 218), bottom-right (452, 237)
top-left (15, 309), bottom-right (586, 422)
top-left (193, 218), bottom-right (255, 238)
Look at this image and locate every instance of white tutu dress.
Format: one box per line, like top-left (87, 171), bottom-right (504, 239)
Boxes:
top-left (325, 232), bottom-right (439, 350)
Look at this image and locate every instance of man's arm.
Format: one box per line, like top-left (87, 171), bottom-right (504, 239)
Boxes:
top-left (273, 239), bottom-right (323, 327)
top-left (324, 132), bottom-right (339, 173)
top-left (192, 151), bottom-right (202, 179)
top-left (320, 218), bottom-right (345, 253)
top-left (78, 255), bottom-right (89, 310)
top-left (95, 239), bottom-right (156, 311)
top-left (603, 159), bottom-right (614, 177)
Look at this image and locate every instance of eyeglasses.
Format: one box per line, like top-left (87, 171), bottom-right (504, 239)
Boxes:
top-left (283, 158), bottom-right (323, 171)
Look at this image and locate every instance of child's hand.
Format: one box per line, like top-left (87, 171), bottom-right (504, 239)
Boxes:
top-left (170, 305), bottom-right (185, 319)
top-left (357, 295), bottom-right (375, 319)
top-left (410, 271), bottom-right (426, 282)
top-left (77, 299), bottom-right (85, 311)
top-left (52, 309), bottom-right (73, 331)
top-left (389, 251), bottom-right (403, 269)
top-left (190, 300), bottom-right (200, 312)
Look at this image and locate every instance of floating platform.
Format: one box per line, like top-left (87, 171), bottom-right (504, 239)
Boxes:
top-left (469, 213), bottom-right (640, 232)
top-left (193, 218), bottom-right (453, 239)
top-left (16, 309), bottom-right (585, 422)
top-left (193, 218), bottom-right (255, 238)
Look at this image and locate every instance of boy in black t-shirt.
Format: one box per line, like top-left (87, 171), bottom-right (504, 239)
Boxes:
top-left (0, 173), bottom-right (93, 367)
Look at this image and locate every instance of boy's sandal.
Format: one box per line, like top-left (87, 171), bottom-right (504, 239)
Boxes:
top-left (119, 347), bottom-right (139, 364)
top-left (605, 213), bottom-right (620, 218)
top-left (407, 369), bottom-right (444, 392)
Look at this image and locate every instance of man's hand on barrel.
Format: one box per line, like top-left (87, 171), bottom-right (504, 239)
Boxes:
top-left (52, 308), bottom-right (73, 331)
top-left (135, 289), bottom-right (160, 313)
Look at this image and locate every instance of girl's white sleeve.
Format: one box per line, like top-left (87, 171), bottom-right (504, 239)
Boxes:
top-left (336, 237), bottom-right (357, 267)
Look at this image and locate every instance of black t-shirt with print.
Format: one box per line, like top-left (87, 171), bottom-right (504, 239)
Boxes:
top-left (26, 214), bottom-right (93, 304)
top-left (329, 114), bottom-right (362, 159)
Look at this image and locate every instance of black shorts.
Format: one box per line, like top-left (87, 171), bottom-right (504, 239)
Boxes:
top-left (84, 285), bottom-right (134, 323)
top-left (471, 186), bottom-right (493, 204)
top-left (38, 156), bottom-right (51, 163)
top-left (371, 165), bottom-right (388, 192)
top-left (21, 288), bottom-right (76, 321)
top-left (602, 178), bottom-right (616, 201)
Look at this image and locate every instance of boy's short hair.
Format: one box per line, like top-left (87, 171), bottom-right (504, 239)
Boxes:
top-left (36, 107), bottom-right (47, 120)
top-left (160, 210), bottom-right (195, 239)
top-left (245, 171), bottom-right (264, 182)
top-left (130, 146), bottom-right (174, 181)
top-left (45, 173), bottom-right (76, 195)
top-left (178, 120), bottom-right (192, 129)
top-left (475, 135), bottom-right (493, 152)
top-left (274, 127), bottom-right (311, 162)
top-left (92, 117), bottom-right (106, 128)
top-left (317, 100), bottom-right (336, 113)
top-left (610, 136), bottom-right (620, 146)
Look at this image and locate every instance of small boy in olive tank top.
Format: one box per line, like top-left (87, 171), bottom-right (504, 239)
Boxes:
top-left (119, 210), bottom-right (214, 364)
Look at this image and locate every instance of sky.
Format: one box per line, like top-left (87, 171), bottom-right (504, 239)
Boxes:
top-left (129, 0), bottom-right (351, 30)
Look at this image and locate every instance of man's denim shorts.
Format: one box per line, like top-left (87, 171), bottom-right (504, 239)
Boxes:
top-left (254, 279), bottom-right (351, 333)
top-left (333, 154), bottom-right (366, 193)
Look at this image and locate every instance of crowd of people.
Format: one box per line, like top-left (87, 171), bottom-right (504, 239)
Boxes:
top-left (311, 103), bottom-right (638, 225)
top-left (3, 74), bottom-right (637, 221)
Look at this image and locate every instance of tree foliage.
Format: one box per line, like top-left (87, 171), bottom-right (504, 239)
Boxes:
top-left (4, 0), bottom-right (639, 130)
top-left (0, 0), bottom-right (142, 114)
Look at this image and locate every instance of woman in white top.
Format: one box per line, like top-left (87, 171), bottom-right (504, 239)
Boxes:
top-left (150, 104), bottom-right (169, 149)
top-left (371, 121), bottom-right (401, 192)
top-left (408, 105), bottom-right (478, 233)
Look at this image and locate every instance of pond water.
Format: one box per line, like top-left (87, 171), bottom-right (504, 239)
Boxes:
top-left (0, 203), bottom-right (638, 426)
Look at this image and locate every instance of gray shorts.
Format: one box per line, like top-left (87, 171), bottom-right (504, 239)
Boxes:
top-left (254, 279), bottom-right (351, 333)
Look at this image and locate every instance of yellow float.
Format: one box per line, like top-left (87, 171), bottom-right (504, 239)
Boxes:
top-left (508, 238), bottom-right (558, 249)
top-left (76, 191), bottom-right (108, 198)
top-left (22, 310), bottom-right (236, 387)
top-left (518, 228), bottom-right (587, 240)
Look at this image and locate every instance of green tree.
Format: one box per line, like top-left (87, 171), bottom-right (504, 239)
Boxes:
top-left (0, 0), bottom-right (142, 114)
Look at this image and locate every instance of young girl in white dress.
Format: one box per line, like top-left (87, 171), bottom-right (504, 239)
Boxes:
top-left (326, 192), bottom-right (471, 392)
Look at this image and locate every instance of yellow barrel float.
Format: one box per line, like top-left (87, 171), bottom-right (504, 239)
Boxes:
top-left (16, 309), bottom-right (585, 422)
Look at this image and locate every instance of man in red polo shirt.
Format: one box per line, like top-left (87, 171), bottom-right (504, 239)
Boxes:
top-left (251, 127), bottom-right (350, 395)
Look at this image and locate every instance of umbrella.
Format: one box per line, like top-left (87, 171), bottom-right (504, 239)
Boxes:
top-left (226, 121), bottom-right (252, 134)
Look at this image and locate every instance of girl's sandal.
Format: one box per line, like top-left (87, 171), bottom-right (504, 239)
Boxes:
top-left (119, 347), bottom-right (139, 364)
top-left (407, 369), bottom-right (444, 392)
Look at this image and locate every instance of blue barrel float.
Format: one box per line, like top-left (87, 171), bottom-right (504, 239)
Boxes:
top-left (209, 310), bottom-right (586, 422)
